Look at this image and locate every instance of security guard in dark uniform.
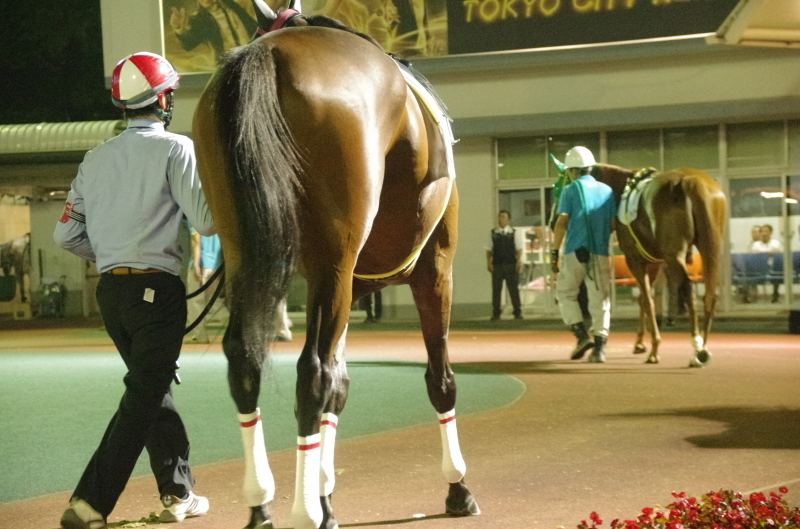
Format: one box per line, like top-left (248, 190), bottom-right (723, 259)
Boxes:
top-left (54, 52), bottom-right (214, 529)
top-left (486, 210), bottom-right (523, 320)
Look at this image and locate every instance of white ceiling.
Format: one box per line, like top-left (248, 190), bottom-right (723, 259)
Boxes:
top-left (713, 0), bottom-right (800, 47)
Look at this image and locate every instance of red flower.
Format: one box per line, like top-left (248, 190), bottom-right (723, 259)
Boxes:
top-left (590, 511), bottom-right (603, 525)
top-left (779, 486), bottom-right (789, 494)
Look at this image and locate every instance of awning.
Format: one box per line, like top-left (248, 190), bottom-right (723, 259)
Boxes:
top-left (0, 120), bottom-right (125, 154)
top-left (0, 120), bottom-right (125, 197)
top-left (712, 0), bottom-right (800, 47)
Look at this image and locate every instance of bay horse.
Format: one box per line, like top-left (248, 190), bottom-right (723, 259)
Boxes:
top-left (593, 164), bottom-right (727, 367)
top-left (192, 2), bottom-right (478, 528)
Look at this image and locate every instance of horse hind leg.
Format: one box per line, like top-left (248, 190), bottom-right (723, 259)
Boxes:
top-left (686, 276), bottom-right (712, 367)
top-left (629, 263), bottom-right (660, 363)
top-left (317, 327), bottom-right (350, 529)
top-left (223, 312), bottom-right (276, 529)
top-left (292, 271), bottom-right (354, 529)
top-left (408, 223), bottom-right (480, 517)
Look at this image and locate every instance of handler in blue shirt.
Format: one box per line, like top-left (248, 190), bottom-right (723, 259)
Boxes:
top-left (54, 52), bottom-right (213, 529)
top-left (551, 147), bottom-right (616, 363)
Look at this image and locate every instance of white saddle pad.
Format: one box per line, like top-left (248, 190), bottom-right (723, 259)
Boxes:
top-left (618, 173), bottom-right (654, 226)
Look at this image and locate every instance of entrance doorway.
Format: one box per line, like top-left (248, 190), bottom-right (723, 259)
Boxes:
top-left (498, 186), bottom-right (557, 315)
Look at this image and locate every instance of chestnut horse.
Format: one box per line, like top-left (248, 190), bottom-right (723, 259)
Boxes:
top-left (593, 164), bottom-right (727, 367)
top-left (192, 3), bottom-right (478, 529)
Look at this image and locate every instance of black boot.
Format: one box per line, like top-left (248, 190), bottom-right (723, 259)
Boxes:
top-left (570, 322), bottom-right (594, 360)
top-left (588, 335), bottom-right (606, 363)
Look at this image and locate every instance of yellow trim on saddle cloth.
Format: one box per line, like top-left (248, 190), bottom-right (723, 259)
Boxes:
top-left (620, 168), bottom-right (661, 264)
top-left (352, 65), bottom-right (456, 281)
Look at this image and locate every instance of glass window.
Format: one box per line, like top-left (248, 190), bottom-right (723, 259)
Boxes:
top-left (499, 188), bottom-right (544, 229)
top-left (789, 174), bottom-right (800, 218)
top-left (607, 129), bottom-right (660, 171)
top-left (788, 121), bottom-right (800, 170)
top-left (497, 136), bottom-right (547, 180)
top-left (727, 121), bottom-right (784, 168)
top-left (547, 133), bottom-right (600, 168)
top-left (729, 177), bottom-right (783, 221)
top-left (664, 126), bottom-right (718, 170)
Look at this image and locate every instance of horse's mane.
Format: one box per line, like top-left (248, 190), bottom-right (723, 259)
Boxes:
top-left (302, 15), bottom-right (384, 51)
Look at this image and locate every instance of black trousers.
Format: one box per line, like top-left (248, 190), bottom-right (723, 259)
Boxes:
top-left (492, 262), bottom-right (521, 317)
top-left (73, 272), bottom-right (194, 518)
top-left (363, 290), bottom-right (382, 320)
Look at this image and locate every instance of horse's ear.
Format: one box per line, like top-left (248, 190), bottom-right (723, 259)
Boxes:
top-left (288, 0), bottom-right (302, 13)
top-left (252, 0), bottom-right (277, 30)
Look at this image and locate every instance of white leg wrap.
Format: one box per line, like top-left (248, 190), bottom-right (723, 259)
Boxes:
top-left (292, 434), bottom-right (323, 529)
top-left (438, 409), bottom-right (466, 483)
top-left (319, 413), bottom-right (338, 497)
top-left (238, 409), bottom-right (275, 506)
top-left (692, 334), bottom-right (705, 352)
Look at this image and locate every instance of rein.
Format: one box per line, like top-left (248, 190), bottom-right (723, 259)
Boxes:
top-left (621, 168), bottom-right (662, 263)
top-left (184, 263), bottom-right (226, 335)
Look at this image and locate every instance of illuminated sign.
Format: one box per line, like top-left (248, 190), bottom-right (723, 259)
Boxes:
top-left (448, 0), bottom-right (740, 54)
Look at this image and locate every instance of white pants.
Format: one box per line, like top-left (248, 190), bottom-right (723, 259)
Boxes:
top-left (556, 252), bottom-right (611, 337)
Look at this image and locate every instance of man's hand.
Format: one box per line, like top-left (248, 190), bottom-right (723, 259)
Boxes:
top-left (550, 249), bottom-right (559, 274)
top-left (487, 263), bottom-right (494, 273)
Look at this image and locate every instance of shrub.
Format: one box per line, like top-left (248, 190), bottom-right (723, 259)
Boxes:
top-left (576, 487), bottom-right (800, 529)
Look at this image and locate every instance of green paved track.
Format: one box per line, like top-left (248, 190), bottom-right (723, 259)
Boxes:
top-left (0, 351), bottom-right (523, 503)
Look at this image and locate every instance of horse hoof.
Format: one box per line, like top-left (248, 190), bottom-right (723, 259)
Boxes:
top-left (633, 344), bottom-right (647, 355)
top-left (689, 349), bottom-right (711, 368)
top-left (244, 505), bottom-right (273, 529)
top-left (320, 495), bottom-right (338, 529)
top-left (445, 480), bottom-right (481, 516)
top-left (645, 356), bottom-right (659, 364)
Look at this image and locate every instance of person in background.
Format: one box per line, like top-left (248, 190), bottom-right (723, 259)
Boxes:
top-left (53, 52), bottom-right (211, 529)
top-left (749, 225), bottom-right (762, 251)
top-left (186, 231), bottom-right (226, 343)
top-left (363, 290), bottom-right (383, 323)
top-left (551, 146), bottom-right (616, 363)
top-left (738, 225), bottom-right (764, 303)
top-left (753, 223), bottom-right (783, 303)
top-left (486, 210), bottom-right (523, 321)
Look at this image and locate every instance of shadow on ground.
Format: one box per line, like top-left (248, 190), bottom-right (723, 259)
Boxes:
top-left (607, 406), bottom-right (800, 450)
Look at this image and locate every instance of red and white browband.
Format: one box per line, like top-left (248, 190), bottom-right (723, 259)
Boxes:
top-left (257, 9), bottom-right (301, 35)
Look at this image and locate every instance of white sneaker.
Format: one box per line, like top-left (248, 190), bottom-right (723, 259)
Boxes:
top-left (60, 498), bottom-right (107, 529)
top-left (159, 491), bottom-right (209, 522)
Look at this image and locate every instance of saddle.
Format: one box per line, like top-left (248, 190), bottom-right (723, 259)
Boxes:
top-left (618, 167), bottom-right (657, 226)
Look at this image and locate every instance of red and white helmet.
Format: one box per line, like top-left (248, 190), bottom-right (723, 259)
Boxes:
top-left (111, 52), bottom-right (180, 109)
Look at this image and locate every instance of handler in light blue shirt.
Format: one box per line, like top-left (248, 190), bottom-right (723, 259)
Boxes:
top-left (52, 50), bottom-right (212, 529)
top-left (54, 118), bottom-right (214, 273)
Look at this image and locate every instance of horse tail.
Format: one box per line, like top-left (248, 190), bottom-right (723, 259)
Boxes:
top-left (212, 42), bottom-right (303, 364)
